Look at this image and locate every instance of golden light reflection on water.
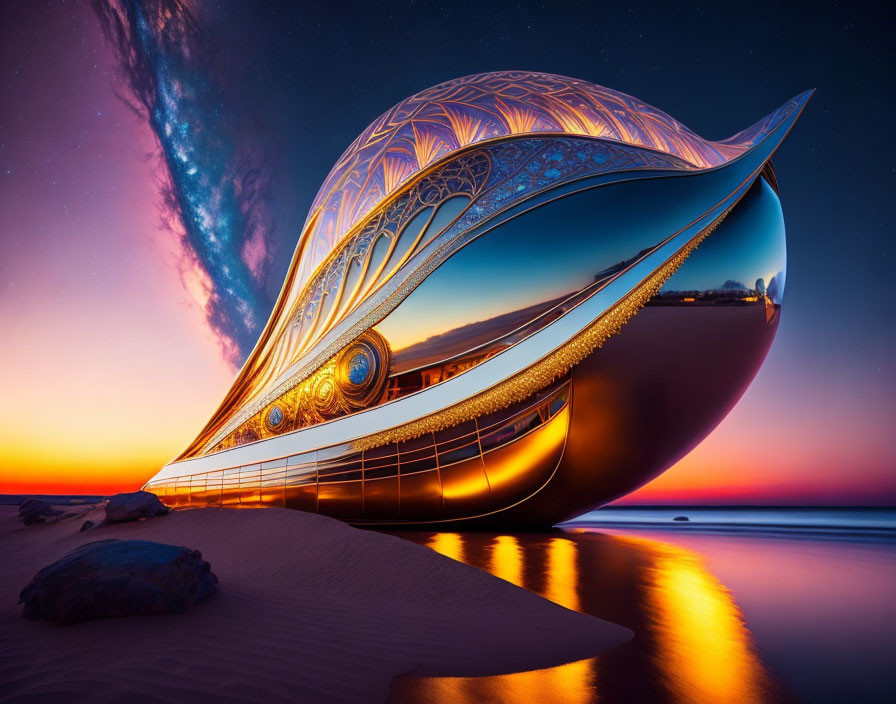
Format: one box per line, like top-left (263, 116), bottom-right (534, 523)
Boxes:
top-left (491, 535), bottom-right (524, 585)
top-left (388, 530), bottom-right (787, 704)
top-left (541, 538), bottom-right (594, 704)
top-left (427, 532), bottom-right (465, 563)
top-left (416, 533), bottom-right (595, 704)
top-left (618, 535), bottom-right (769, 704)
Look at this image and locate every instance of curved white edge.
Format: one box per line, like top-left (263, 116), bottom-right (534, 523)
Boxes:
top-left (148, 91), bottom-right (811, 485)
top-left (196, 93), bottom-right (812, 454)
top-left (148, 185), bottom-right (744, 483)
top-left (204, 165), bottom-right (689, 451)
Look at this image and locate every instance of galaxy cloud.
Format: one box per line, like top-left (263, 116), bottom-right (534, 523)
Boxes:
top-left (93, 0), bottom-right (277, 365)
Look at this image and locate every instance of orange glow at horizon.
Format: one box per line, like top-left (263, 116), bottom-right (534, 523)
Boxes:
top-left (0, 56), bottom-right (236, 496)
top-left (617, 370), bottom-right (896, 506)
top-left (608, 332), bottom-right (896, 507)
top-left (0, 273), bottom-right (233, 496)
top-left (0, 274), bottom-right (236, 494)
top-left (0, 185), bottom-right (235, 495)
top-left (1, 43), bottom-right (891, 505)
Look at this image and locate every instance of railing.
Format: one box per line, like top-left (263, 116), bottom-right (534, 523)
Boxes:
top-left (148, 379), bottom-right (570, 509)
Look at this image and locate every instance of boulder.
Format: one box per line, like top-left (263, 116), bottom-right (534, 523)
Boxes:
top-left (19, 539), bottom-right (217, 624)
top-left (105, 491), bottom-right (170, 523)
top-left (18, 498), bottom-right (62, 525)
top-left (80, 520), bottom-right (96, 532)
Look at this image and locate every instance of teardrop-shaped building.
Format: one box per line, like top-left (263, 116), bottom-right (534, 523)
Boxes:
top-left (144, 71), bottom-right (811, 526)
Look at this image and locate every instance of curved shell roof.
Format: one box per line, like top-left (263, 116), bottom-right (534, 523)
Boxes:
top-left (176, 71), bottom-right (803, 460)
top-left (294, 70), bottom-right (756, 292)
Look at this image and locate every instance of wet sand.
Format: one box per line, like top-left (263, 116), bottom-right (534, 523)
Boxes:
top-left (0, 505), bottom-right (629, 703)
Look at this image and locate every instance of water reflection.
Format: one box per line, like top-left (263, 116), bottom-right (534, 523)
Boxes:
top-left (387, 530), bottom-right (794, 704)
top-left (621, 535), bottom-right (768, 704)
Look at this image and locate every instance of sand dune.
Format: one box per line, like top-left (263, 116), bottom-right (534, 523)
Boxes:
top-left (0, 505), bottom-right (630, 703)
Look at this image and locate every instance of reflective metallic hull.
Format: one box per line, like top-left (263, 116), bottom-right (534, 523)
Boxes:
top-left (145, 72), bottom-right (809, 526)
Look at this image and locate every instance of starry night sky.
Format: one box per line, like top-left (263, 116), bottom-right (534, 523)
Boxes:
top-left (1, 0), bottom-right (893, 501)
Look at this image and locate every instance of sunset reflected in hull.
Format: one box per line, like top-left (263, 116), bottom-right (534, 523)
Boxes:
top-left (145, 72), bottom-right (811, 527)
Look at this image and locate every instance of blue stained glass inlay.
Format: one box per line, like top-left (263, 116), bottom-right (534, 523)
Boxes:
top-left (268, 406), bottom-right (284, 427)
top-left (347, 352), bottom-right (371, 385)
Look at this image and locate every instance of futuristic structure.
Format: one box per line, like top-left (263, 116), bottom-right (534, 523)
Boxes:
top-left (144, 71), bottom-right (810, 526)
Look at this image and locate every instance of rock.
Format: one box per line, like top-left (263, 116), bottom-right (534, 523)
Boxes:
top-left (105, 491), bottom-right (170, 523)
top-left (79, 520), bottom-right (96, 532)
top-left (18, 498), bottom-right (62, 525)
top-left (672, 515), bottom-right (689, 522)
top-left (19, 539), bottom-right (217, 624)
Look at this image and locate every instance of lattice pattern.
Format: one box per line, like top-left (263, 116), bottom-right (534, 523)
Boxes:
top-left (295, 70), bottom-right (794, 292)
top-left (179, 73), bottom-right (802, 459)
top-left (197, 136), bottom-right (693, 454)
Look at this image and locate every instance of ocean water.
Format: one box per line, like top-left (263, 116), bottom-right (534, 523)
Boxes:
top-left (569, 506), bottom-right (896, 535)
top-left (387, 509), bottom-right (896, 704)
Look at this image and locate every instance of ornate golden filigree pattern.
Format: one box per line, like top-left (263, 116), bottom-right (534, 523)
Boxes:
top-left (191, 136), bottom-right (697, 456)
top-left (211, 330), bottom-right (390, 452)
top-left (177, 73), bottom-right (803, 461)
top-left (297, 71), bottom-right (791, 292)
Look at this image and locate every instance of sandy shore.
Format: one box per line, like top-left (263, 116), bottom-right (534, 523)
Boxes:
top-left (0, 505), bottom-right (629, 703)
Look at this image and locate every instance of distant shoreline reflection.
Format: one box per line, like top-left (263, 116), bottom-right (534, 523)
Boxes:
top-left (386, 529), bottom-right (795, 704)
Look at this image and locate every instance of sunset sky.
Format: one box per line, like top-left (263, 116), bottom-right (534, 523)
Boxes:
top-left (1, 0), bottom-right (893, 504)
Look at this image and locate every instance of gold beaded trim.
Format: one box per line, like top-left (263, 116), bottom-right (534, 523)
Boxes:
top-left (351, 206), bottom-right (731, 452)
